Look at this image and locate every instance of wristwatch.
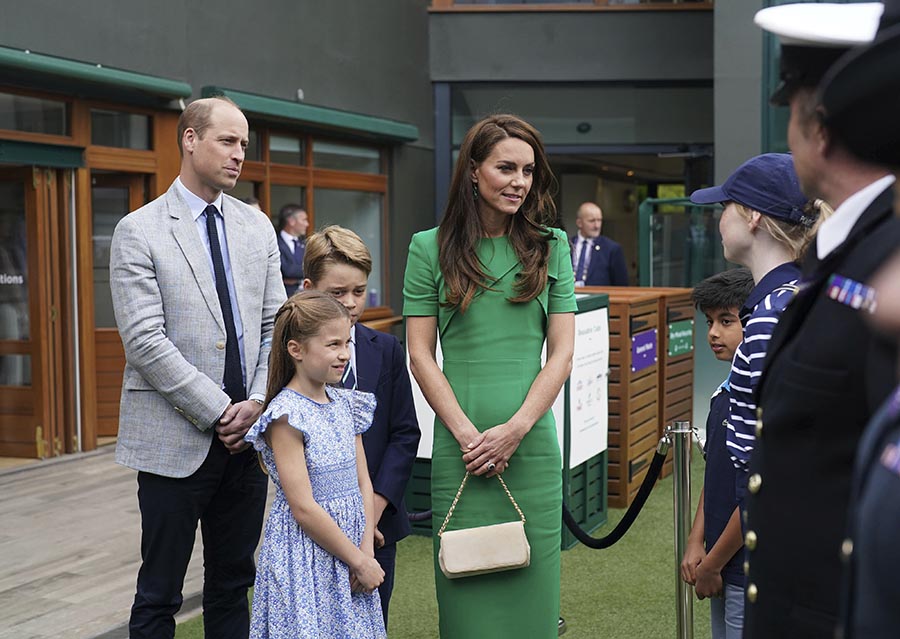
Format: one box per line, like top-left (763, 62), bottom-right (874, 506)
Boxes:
top-left (250, 398), bottom-right (264, 407)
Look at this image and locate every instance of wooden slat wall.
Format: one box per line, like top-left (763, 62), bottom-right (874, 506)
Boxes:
top-left (599, 287), bottom-right (696, 479)
top-left (0, 386), bottom-right (39, 457)
top-left (658, 289), bottom-right (695, 478)
top-left (95, 329), bottom-right (124, 437)
top-left (596, 291), bottom-right (660, 508)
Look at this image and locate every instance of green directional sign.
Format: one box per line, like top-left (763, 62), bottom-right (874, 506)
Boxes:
top-left (668, 319), bottom-right (694, 357)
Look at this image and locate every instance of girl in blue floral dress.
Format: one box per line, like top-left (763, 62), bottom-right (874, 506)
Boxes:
top-left (245, 291), bottom-right (386, 638)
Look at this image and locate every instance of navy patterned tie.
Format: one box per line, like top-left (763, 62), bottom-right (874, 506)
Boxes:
top-left (575, 240), bottom-right (590, 281)
top-left (204, 205), bottom-right (246, 403)
top-left (293, 238), bottom-right (305, 266)
top-left (342, 362), bottom-right (356, 390)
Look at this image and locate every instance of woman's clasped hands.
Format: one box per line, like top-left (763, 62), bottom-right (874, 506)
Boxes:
top-left (460, 421), bottom-right (527, 477)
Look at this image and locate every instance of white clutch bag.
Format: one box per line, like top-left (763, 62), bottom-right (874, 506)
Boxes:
top-left (437, 472), bottom-right (531, 579)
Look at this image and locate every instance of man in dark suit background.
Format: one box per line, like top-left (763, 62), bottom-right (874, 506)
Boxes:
top-left (570, 201), bottom-right (629, 287)
top-left (302, 225), bottom-right (420, 629)
top-left (277, 203), bottom-right (308, 295)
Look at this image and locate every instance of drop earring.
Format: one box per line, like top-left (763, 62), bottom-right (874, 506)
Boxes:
top-left (473, 182), bottom-right (480, 200)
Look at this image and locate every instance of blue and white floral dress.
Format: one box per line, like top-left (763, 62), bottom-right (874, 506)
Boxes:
top-left (245, 386), bottom-right (385, 639)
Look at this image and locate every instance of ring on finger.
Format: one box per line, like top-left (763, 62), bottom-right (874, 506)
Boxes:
top-left (487, 461), bottom-right (496, 471)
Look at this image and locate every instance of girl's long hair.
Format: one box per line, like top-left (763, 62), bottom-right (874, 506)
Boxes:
top-left (438, 114), bottom-right (558, 313)
top-left (264, 290), bottom-right (350, 407)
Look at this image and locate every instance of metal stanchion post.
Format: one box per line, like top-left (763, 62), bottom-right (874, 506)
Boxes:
top-left (668, 421), bottom-right (694, 639)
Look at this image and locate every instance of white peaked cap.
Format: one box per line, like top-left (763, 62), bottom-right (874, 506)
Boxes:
top-left (754, 2), bottom-right (883, 47)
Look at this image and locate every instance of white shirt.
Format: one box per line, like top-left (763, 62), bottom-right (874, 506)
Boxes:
top-left (347, 323), bottom-right (358, 389)
top-left (817, 174), bottom-right (895, 259)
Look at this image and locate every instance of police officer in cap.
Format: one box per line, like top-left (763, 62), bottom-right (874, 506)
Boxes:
top-left (818, 2), bottom-right (900, 636)
top-left (745, 3), bottom-right (900, 637)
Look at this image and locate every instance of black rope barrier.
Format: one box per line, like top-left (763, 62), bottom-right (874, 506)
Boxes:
top-left (562, 436), bottom-right (669, 549)
top-left (408, 509), bottom-right (432, 522)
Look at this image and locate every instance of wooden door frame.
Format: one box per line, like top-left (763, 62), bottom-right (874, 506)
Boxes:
top-left (0, 167), bottom-right (54, 457)
top-left (41, 168), bottom-right (77, 457)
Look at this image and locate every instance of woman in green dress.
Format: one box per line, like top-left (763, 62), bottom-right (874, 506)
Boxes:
top-left (403, 114), bottom-right (576, 638)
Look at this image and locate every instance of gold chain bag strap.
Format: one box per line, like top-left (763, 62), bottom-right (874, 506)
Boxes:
top-left (437, 471), bottom-right (531, 579)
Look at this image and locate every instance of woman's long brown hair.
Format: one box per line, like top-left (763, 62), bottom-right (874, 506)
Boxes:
top-left (438, 114), bottom-right (558, 313)
top-left (264, 291), bottom-right (350, 407)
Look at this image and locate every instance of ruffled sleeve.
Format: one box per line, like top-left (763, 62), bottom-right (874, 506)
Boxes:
top-left (243, 393), bottom-right (307, 451)
top-left (349, 390), bottom-right (377, 435)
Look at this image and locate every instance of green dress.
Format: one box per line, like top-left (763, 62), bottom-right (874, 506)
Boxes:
top-left (403, 227), bottom-right (577, 638)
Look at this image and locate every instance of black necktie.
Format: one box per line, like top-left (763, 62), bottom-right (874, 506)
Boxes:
top-left (204, 205), bottom-right (245, 403)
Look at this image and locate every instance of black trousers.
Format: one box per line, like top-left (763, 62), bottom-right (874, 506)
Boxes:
top-left (129, 437), bottom-right (267, 639)
top-left (375, 541), bottom-right (397, 629)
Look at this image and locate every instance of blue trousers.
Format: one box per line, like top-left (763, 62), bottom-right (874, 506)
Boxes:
top-left (375, 541), bottom-right (397, 629)
top-left (710, 582), bottom-right (745, 639)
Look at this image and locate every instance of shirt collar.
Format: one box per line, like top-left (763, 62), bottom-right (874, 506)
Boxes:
top-left (719, 376), bottom-right (731, 393)
top-left (713, 375), bottom-right (731, 398)
top-left (280, 230), bottom-right (300, 246)
top-left (175, 177), bottom-right (224, 221)
top-left (817, 174), bottom-right (895, 260)
top-left (577, 232), bottom-right (596, 244)
top-left (349, 322), bottom-right (356, 345)
top-left (740, 261), bottom-right (801, 321)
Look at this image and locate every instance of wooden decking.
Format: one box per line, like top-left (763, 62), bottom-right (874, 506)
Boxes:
top-left (0, 447), bottom-right (236, 639)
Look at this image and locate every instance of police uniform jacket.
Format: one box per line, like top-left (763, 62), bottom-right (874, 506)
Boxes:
top-left (743, 186), bottom-right (900, 638)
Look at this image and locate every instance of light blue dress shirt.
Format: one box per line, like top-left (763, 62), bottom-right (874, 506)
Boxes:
top-left (175, 178), bottom-right (248, 389)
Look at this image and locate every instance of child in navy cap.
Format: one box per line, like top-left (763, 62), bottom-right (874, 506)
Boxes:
top-left (690, 154), bottom-right (826, 511)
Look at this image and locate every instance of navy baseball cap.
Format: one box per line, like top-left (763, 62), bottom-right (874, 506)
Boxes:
top-left (690, 153), bottom-right (811, 226)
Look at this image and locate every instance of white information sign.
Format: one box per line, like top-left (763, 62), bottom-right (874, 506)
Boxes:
top-left (567, 307), bottom-right (610, 468)
top-left (409, 338), bottom-right (440, 459)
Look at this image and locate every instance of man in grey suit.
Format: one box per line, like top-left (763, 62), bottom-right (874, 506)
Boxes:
top-left (110, 96), bottom-right (285, 638)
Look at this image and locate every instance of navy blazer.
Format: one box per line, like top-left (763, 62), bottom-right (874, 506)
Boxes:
top-left (841, 385), bottom-right (900, 639)
top-left (569, 235), bottom-right (629, 286)
top-left (354, 323), bottom-right (421, 545)
top-left (277, 233), bottom-right (303, 296)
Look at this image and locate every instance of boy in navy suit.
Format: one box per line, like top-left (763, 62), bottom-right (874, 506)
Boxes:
top-left (303, 225), bottom-right (420, 628)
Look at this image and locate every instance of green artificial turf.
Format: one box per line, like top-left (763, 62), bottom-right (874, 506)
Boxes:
top-left (176, 462), bottom-right (712, 638)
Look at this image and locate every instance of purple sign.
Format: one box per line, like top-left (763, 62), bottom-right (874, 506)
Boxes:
top-left (631, 329), bottom-right (658, 373)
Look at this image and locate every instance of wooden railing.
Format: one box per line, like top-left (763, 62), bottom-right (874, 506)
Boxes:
top-left (360, 306), bottom-right (403, 333)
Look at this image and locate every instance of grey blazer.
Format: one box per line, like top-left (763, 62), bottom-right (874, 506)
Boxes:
top-left (110, 182), bottom-right (285, 478)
